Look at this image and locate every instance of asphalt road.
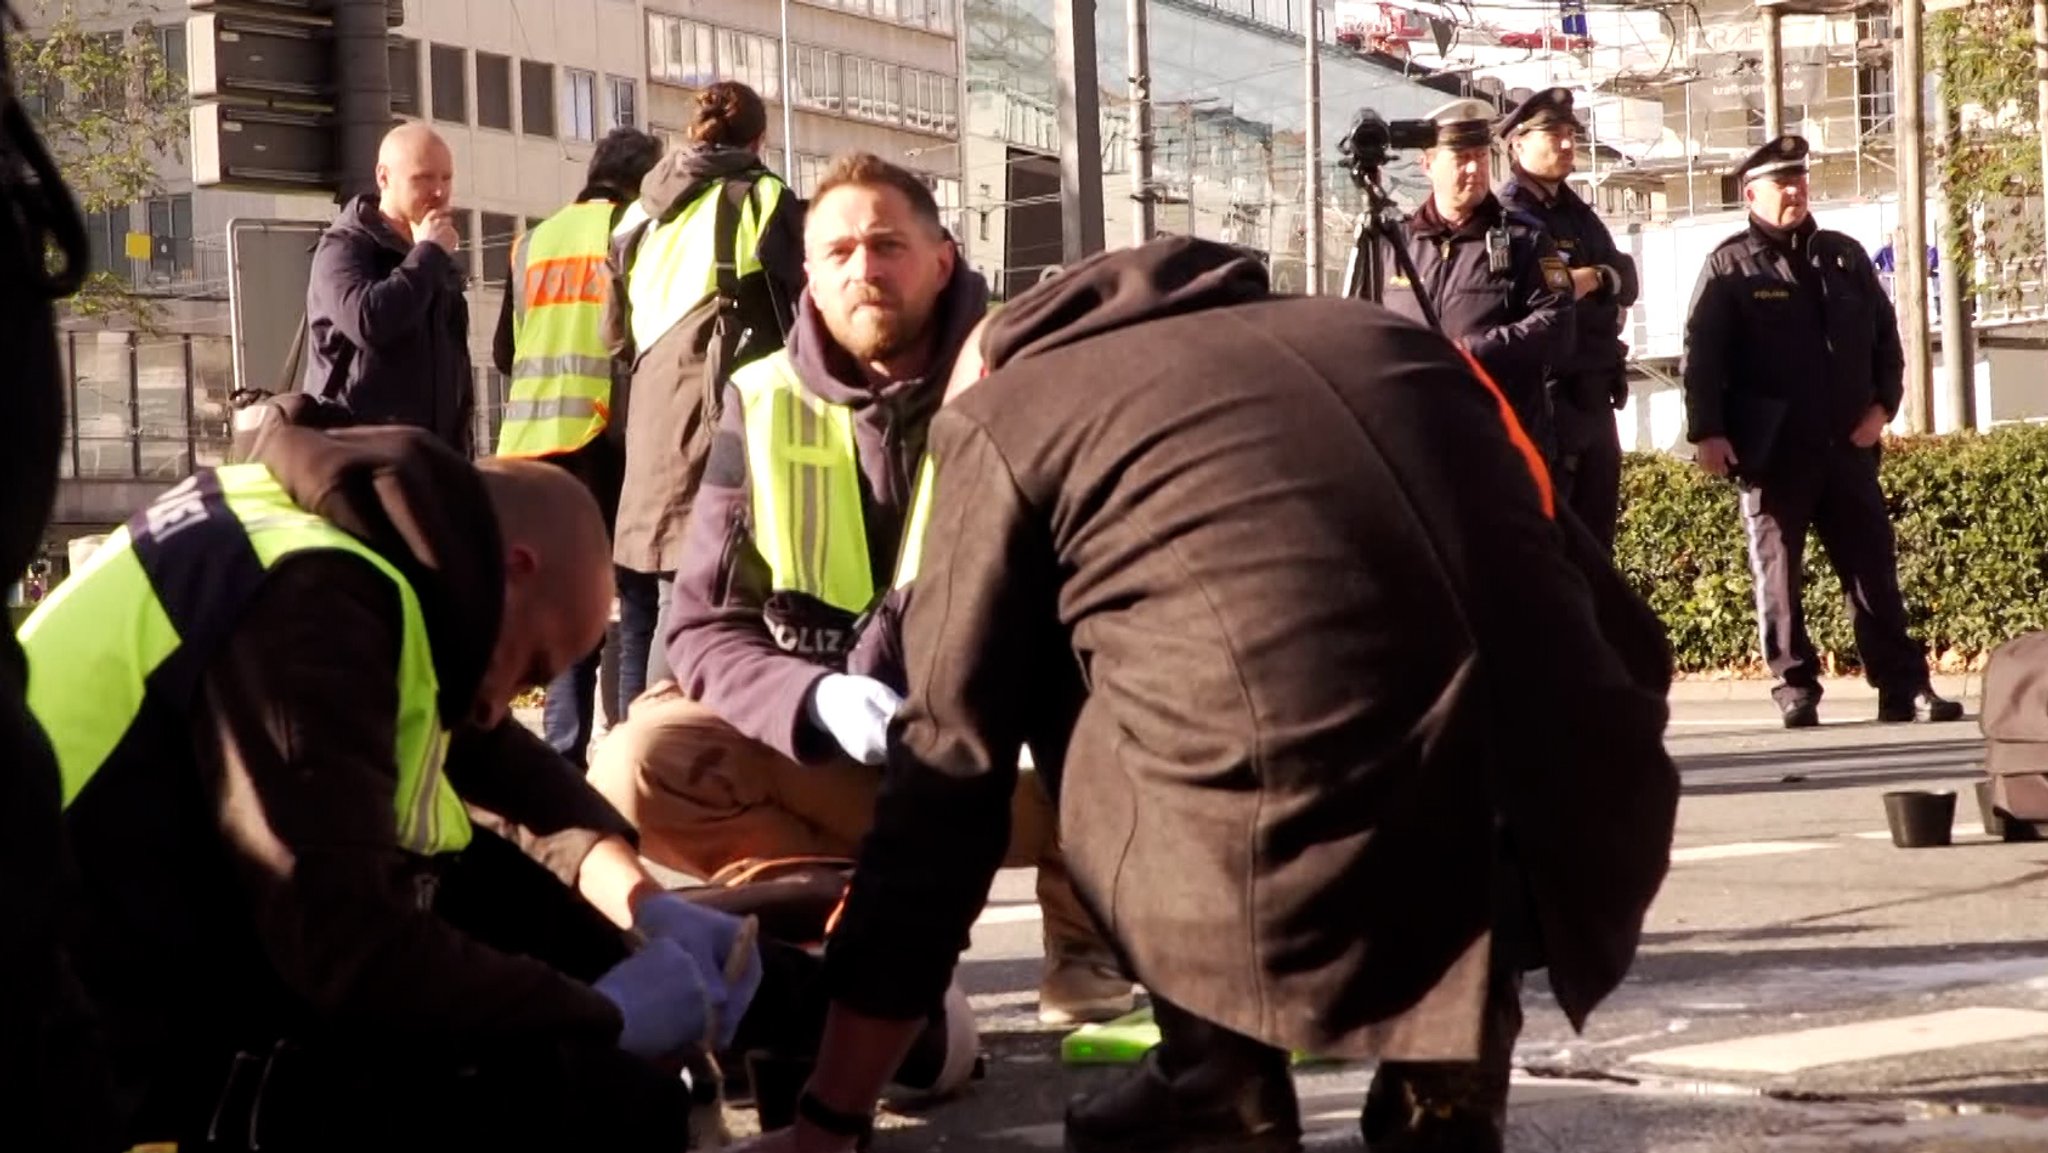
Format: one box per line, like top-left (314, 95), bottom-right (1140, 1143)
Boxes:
top-left (825, 681), bottom-right (2048, 1151)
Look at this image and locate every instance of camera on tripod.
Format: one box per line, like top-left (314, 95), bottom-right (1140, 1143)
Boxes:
top-left (1339, 109), bottom-right (1437, 179)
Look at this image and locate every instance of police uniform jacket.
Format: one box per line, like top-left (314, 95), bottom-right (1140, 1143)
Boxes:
top-left (823, 239), bottom-right (1679, 1062)
top-left (1498, 171), bottom-right (1638, 410)
top-left (1681, 216), bottom-right (1904, 474)
top-left (1379, 194), bottom-right (1575, 445)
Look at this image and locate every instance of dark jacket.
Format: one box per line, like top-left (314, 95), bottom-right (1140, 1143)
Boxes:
top-left (1377, 194), bottom-right (1574, 453)
top-left (666, 262), bottom-right (989, 763)
top-left (1499, 169), bottom-right (1639, 411)
top-left (607, 146), bottom-right (805, 574)
top-left (64, 427), bottom-right (635, 1133)
top-left (0, 101), bottom-right (120, 1152)
top-left (305, 195), bottom-right (475, 455)
top-left (825, 239), bottom-right (1678, 1059)
top-left (1681, 216), bottom-right (1904, 475)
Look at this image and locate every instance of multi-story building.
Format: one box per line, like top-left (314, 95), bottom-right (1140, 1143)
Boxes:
top-left (967, 0), bottom-right (1462, 297)
top-left (29, 0), bottom-right (655, 544)
top-left (640, 0), bottom-right (965, 229)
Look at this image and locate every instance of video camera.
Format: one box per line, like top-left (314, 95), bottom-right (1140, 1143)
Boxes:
top-left (1338, 109), bottom-right (1437, 179)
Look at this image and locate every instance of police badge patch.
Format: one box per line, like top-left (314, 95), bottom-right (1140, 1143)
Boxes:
top-left (1540, 256), bottom-right (1571, 292)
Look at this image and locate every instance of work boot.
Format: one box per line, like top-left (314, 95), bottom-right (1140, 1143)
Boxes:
top-left (1779, 698), bottom-right (1820, 729)
top-left (1878, 688), bottom-right (1965, 724)
top-left (1064, 1000), bottom-right (1303, 1153)
top-left (1035, 851), bottom-right (1136, 1025)
top-left (1362, 966), bottom-right (1520, 1153)
top-left (1040, 951), bottom-right (1138, 1026)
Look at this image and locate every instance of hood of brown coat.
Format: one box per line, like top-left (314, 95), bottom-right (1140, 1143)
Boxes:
top-left (252, 425), bottom-right (503, 728)
top-left (980, 237), bottom-right (1270, 373)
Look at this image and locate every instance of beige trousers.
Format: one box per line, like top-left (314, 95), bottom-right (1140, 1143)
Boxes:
top-left (587, 681), bottom-right (1108, 957)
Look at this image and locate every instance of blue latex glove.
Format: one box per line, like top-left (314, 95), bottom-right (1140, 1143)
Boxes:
top-left (634, 891), bottom-right (763, 1049)
top-left (806, 673), bottom-right (903, 765)
top-left (594, 937), bottom-right (723, 1060)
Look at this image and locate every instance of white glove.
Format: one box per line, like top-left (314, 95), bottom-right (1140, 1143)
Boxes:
top-left (805, 674), bottom-right (903, 765)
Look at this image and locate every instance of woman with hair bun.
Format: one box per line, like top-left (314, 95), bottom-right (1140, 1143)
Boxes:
top-left (605, 81), bottom-right (804, 713)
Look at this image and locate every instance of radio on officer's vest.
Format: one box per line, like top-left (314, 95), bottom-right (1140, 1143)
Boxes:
top-left (1485, 227), bottom-right (1512, 275)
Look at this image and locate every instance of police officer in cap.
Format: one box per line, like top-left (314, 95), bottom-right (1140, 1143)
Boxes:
top-left (1374, 98), bottom-right (1574, 457)
top-left (1499, 87), bottom-right (1638, 550)
top-left (1682, 134), bottom-right (1962, 728)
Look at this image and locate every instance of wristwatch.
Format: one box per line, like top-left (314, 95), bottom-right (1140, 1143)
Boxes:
top-left (797, 1089), bottom-right (875, 1149)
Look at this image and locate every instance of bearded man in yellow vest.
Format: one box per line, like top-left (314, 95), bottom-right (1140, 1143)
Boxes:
top-left (588, 153), bottom-right (1135, 1025)
top-left (492, 126), bottom-right (664, 769)
top-left (24, 425), bottom-right (763, 1150)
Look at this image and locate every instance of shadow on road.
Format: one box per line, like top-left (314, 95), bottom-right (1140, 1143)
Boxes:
top-left (1625, 935), bottom-right (2048, 987)
top-left (1677, 736), bottom-right (1985, 796)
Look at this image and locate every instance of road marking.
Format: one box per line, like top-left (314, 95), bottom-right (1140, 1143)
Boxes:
top-left (976, 903), bottom-right (1044, 927)
top-left (1631, 1007), bottom-right (2048, 1074)
top-left (1669, 840), bottom-right (1838, 863)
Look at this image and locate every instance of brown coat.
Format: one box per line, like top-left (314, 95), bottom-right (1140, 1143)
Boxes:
top-left (825, 239), bottom-right (1679, 1059)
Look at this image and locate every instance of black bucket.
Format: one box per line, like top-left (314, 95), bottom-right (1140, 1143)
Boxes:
top-left (1884, 790), bottom-right (1957, 848)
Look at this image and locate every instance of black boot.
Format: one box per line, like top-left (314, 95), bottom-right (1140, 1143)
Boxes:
top-left (1878, 688), bottom-right (1964, 724)
top-left (1360, 968), bottom-right (1520, 1153)
top-left (1064, 1000), bottom-right (1302, 1153)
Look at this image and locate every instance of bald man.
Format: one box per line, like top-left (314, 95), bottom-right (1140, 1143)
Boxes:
top-left (306, 123), bottom-right (476, 454)
top-left (22, 424), bottom-right (760, 1150)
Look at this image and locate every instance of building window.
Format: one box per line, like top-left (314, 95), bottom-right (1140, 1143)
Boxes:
top-left (793, 46), bottom-right (841, 112)
top-left (390, 37), bottom-right (421, 117)
top-left (608, 75), bottom-right (638, 130)
top-left (79, 33), bottom-right (126, 113)
top-left (649, 14), bottom-right (718, 87)
top-left (899, 68), bottom-right (956, 135)
top-left (521, 60), bottom-right (555, 137)
top-left (480, 211), bottom-right (519, 286)
top-left (475, 52), bottom-right (512, 130)
top-left (716, 29), bottom-right (780, 101)
top-left (848, 58), bottom-right (899, 122)
top-left (145, 194), bottom-right (193, 280)
top-left (155, 25), bottom-right (186, 93)
top-left (449, 208), bottom-right (474, 279)
top-left (430, 44), bottom-right (467, 124)
top-left (82, 207), bottom-right (128, 278)
top-left (1858, 64), bottom-right (1896, 136)
top-left (563, 68), bottom-right (597, 141)
top-left (790, 152), bottom-right (831, 197)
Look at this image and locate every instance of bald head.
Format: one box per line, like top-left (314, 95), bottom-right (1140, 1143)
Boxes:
top-left (468, 459), bottom-right (614, 729)
top-left (376, 123), bottom-right (453, 229)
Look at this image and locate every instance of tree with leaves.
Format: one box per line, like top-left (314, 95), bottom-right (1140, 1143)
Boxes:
top-left (4, 0), bottom-right (187, 324)
top-left (1931, 1), bottom-right (2040, 310)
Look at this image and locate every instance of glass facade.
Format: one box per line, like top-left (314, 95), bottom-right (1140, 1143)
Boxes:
top-left (966, 0), bottom-right (1456, 293)
top-left (56, 331), bottom-right (233, 484)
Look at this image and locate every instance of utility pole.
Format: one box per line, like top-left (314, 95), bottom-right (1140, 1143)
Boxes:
top-left (1054, 0), bottom-right (1106, 262)
top-left (1933, 70), bottom-right (1974, 429)
top-left (1304, 0), bottom-right (1324, 294)
top-left (1762, 4), bottom-right (1785, 136)
top-left (2035, 0), bottom-right (2048, 284)
top-left (333, 0), bottom-right (391, 199)
top-left (1896, 0), bottom-right (1934, 433)
top-left (780, 0), bottom-right (797, 177)
top-left (1129, 0), bottom-right (1154, 245)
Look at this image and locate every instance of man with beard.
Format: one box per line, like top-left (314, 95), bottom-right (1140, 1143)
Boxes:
top-left (1498, 88), bottom-right (1638, 549)
top-left (1373, 99), bottom-right (1574, 458)
top-left (589, 153), bottom-right (1134, 1026)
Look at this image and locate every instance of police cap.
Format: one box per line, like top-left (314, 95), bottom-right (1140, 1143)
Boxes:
top-left (1424, 98), bottom-right (1495, 150)
top-left (1736, 134), bottom-right (1810, 185)
top-left (1499, 87), bottom-right (1577, 137)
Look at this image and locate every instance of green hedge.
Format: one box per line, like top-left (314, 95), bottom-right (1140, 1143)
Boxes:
top-left (1615, 423), bottom-right (2048, 674)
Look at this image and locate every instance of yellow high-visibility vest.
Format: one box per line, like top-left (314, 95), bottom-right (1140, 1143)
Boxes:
top-left (497, 200), bottom-right (619, 458)
top-left (21, 465), bottom-right (469, 856)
